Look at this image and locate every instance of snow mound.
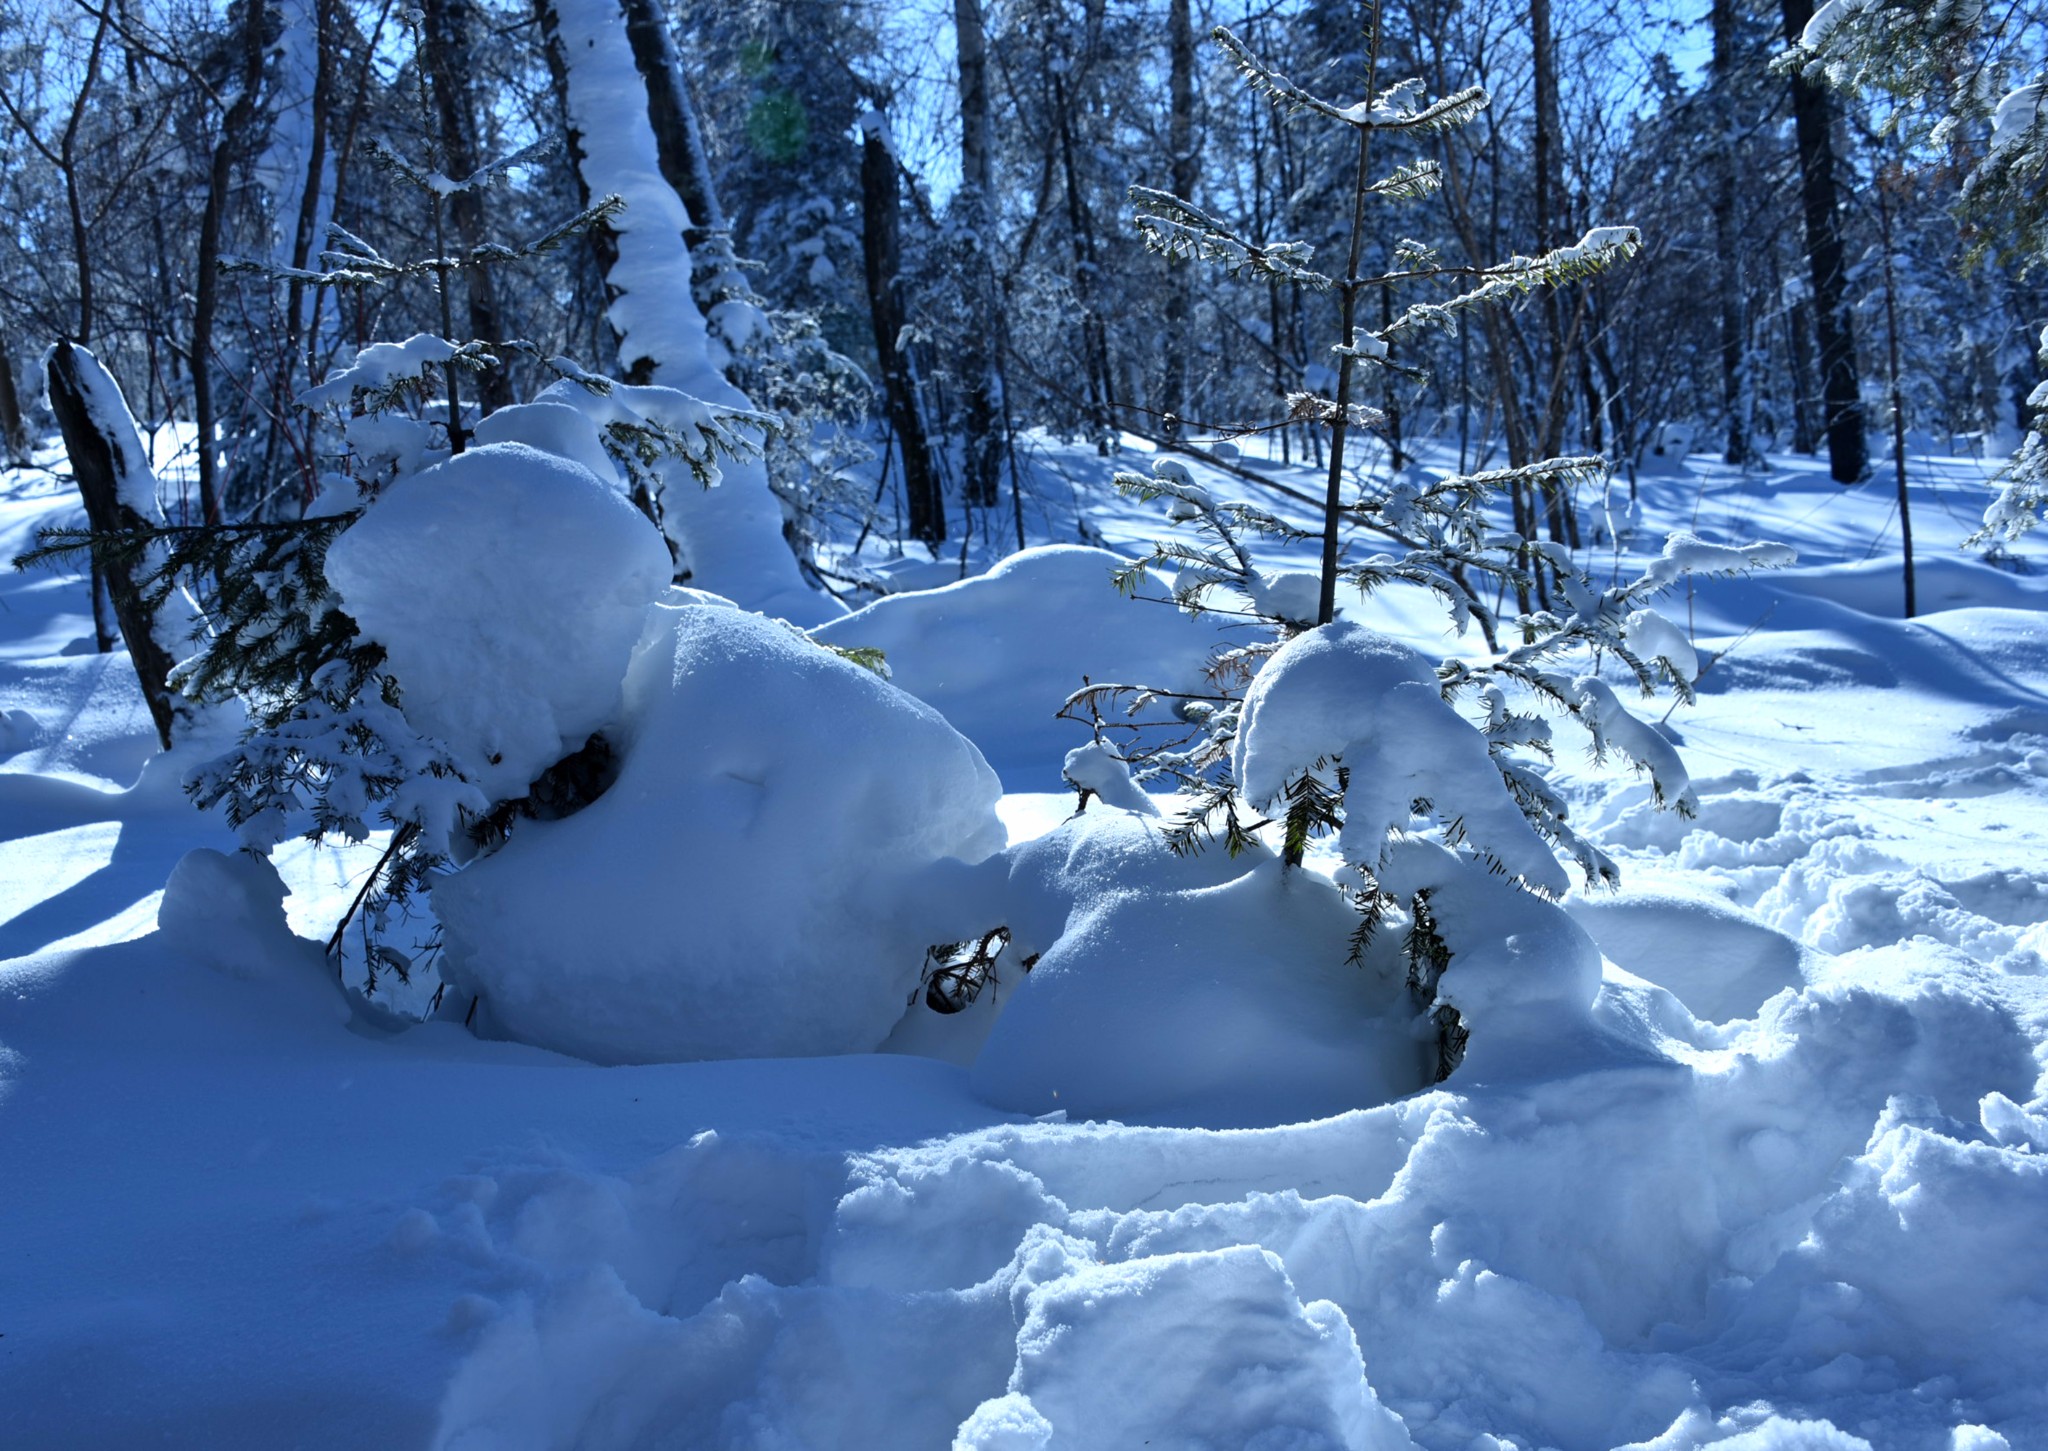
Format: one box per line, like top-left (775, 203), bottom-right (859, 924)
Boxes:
top-left (324, 442), bottom-right (673, 801)
top-left (811, 546), bottom-right (1233, 785)
top-left (434, 603), bottom-right (1006, 1064)
top-left (157, 847), bottom-right (325, 984)
top-left (1569, 888), bottom-right (1808, 1022)
top-left (966, 812), bottom-right (1423, 1126)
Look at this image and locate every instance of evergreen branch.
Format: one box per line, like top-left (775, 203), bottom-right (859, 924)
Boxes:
top-left (1130, 186), bottom-right (1332, 288)
top-left (1209, 25), bottom-right (1355, 123)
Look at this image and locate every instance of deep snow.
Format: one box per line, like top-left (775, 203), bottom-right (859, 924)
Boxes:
top-left (4, 431), bottom-right (2048, 1449)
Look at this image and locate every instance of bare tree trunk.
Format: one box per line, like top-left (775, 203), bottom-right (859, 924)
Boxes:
top-left (421, 0), bottom-right (512, 414)
top-left (1781, 0), bottom-right (1868, 483)
top-left (1163, 0), bottom-right (1198, 432)
top-left (953, 0), bottom-right (1003, 507)
top-left (0, 347), bottom-right (30, 468)
top-left (1710, 0), bottom-right (1752, 468)
top-left (47, 343), bottom-right (179, 749)
top-left (192, 0), bottom-right (268, 524)
top-left (861, 119), bottom-right (945, 547)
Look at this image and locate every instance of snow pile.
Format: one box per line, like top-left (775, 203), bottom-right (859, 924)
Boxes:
top-left (812, 545), bottom-right (1236, 784)
top-left (324, 442), bottom-right (672, 802)
top-left (157, 847), bottom-right (325, 984)
top-left (960, 811), bottom-right (1424, 1126)
top-left (433, 603), bottom-right (1005, 1064)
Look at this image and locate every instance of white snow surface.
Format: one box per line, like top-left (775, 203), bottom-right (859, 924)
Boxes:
top-left (324, 442), bottom-right (672, 804)
top-left (434, 602), bottom-right (1005, 1064)
top-left (812, 545), bottom-right (1235, 787)
top-left (8, 439), bottom-right (2048, 1449)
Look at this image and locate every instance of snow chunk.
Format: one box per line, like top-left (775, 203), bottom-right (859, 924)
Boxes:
top-left (323, 442), bottom-right (672, 802)
top-left (1060, 742), bottom-right (1159, 815)
top-left (157, 847), bottom-right (315, 982)
top-left (299, 333), bottom-right (457, 410)
top-left (434, 603), bottom-right (1005, 1064)
top-left (1989, 83), bottom-right (2044, 160)
top-left (1234, 622), bottom-right (1568, 896)
top-left (958, 1240), bottom-right (1415, 1451)
top-left (1249, 568), bottom-right (1323, 626)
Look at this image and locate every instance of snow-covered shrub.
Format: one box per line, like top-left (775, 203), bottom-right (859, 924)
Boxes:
top-left (1049, 26), bottom-right (1793, 1080)
top-left (433, 603), bottom-right (1004, 1064)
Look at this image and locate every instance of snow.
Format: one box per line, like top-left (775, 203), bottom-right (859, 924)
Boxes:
top-left (433, 602), bottom-right (1005, 1064)
top-left (323, 441), bottom-right (673, 802)
top-left (1987, 83), bottom-right (2043, 161)
top-left (9, 436), bottom-right (2048, 1448)
top-left (812, 545), bottom-right (1235, 787)
top-left (300, 333), bottom-right (459, 410)
top-left (1234, 622), bottom-right (1570, 895)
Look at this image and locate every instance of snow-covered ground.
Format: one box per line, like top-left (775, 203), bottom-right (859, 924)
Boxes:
top-left (5, 433), bottom-right (2048, 1450)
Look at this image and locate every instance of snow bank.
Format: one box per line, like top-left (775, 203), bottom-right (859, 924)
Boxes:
top-left (434, 603), bottom-right (1005, 1064)
top-left (812, 546), bottom-right (1235, 785)
top-left (323, 442), bottom-right (672, 802)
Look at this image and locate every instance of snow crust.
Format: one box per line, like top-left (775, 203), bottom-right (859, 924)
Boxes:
top-left (433, 603), bottom-right (1005, 1063)
top-left (324, 441), bottom-right (672, 802)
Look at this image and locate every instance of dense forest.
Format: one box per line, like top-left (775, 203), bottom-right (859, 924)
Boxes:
top-left (2, 0), bottom-right (2042, 558)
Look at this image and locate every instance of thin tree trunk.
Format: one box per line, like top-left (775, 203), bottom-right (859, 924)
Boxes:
top-left (421, 0), bottom-right (512, 414)
top-left (1710, 0), bottom-right (1751, 468)
top-left (1781, 0), bottom-right (1868, 483)
top-left (192, 0), bottom-right (268, 524)
top-left (1876, 176), bottom-right (1916, 617)
top-left (1163, 0), bottom-right (1198, 432)
top-left (953, 0), bottom-right (1002, 507)
top-left (0, 347), bottom-right (30, 467)
top-left (860, 119), bottom-right (944, 547)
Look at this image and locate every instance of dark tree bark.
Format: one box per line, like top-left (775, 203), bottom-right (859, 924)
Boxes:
top-left (1710, 0), bottom-right (1753, 468)
top-left (861, 122), bottom-right (945, 547)
top-left (619, 0), bottom-right (726, 244)
top-left (1781, 0), bottom-right (1869, 483)
top-left (421, 0), bottom-right (513, 414)
top-left (0, 347), bottom-right (31, 467)
top-left (192, 0), bottom-right (268, 523)
top-left (47, 343), bottom-right (178, 749)
top-left (953, 0), bottom-right (1003, 507)
top-left (1163, 0), bottom-right (1198, 433)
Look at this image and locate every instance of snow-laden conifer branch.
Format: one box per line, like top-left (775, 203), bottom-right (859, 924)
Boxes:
top-left (1434, 227), bottom-right (1641, 313)
top-left (1129, 186), bottom-right (1331, 289)
top-left (1366, 160), bottom-right (1444, 201)
top-left (1209, 25), bottom-right (1490, 135)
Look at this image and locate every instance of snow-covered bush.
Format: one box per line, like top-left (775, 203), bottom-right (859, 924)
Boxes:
top-left (433, 603), bottom-right (1004, 1064)
top-left (1048, 26), bottom-right (1793, 1080)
